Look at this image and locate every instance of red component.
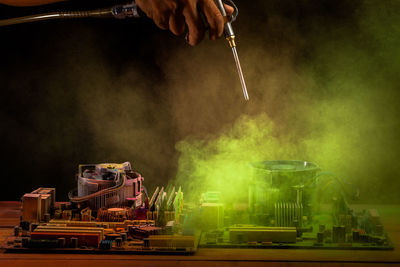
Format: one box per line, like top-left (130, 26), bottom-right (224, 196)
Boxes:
top-left (134, 207), bottom-right (147, 220)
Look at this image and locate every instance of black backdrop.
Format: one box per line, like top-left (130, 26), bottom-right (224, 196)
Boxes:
top-left (1, 0), bottom-right (399, 202)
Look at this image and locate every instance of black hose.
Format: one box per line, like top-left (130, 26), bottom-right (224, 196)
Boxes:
top-left (0, 9), bottom-right (113, 27)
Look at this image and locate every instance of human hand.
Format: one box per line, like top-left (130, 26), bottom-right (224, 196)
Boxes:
top-left (135, 0), bottom-right (234, 46)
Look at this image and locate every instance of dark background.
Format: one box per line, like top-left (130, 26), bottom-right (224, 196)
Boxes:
top-left (1, 0), bottom-right (399, 202)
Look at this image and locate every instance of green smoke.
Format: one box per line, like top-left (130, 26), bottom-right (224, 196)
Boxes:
top-left (175, 114), bottom-right (300, 203)
top-left (172, 0), bottom-right (400, 204)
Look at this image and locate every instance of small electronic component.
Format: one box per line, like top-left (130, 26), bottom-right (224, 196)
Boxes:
top-left (21, 194), bottom-right (41, 223)
top-left (200, 203), bottom-right (224, 230)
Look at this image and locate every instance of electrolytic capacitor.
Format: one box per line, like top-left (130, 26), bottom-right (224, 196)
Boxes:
top-left (352, 230), bottom-right (360, 242)
top-left (58, 237), bottom-right (66, 248)
top-left (115, 237), bottom-right (123, 247)
top-left (317, 232), bottom-right (324, 243)
top-left (14, 226), bottom-right (20, 237)
top-left (71, 237), bottom-right (78, 248)
top-left (120, 232), bottom-right (127, 242)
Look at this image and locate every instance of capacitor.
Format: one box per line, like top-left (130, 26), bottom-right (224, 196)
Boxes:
top-left (120, 232), bottom-right (127, 242)
top-left (14, 226), bottom-right (20, 236)
top-left (143, 238), bottom-right (150, 248)
top-left (58, 237), bottom-right (66, 248)
top-left (352, 230), bottom-right (360, 242)
top-left (71, 237), bottom-right (78, 248)
top-left (44, 213), bottom-right (51, 222)
top-left (317, 232), bottom-right (324, 243)
top-left (54, 210), bottom-right (61, 219)
top-left (115, 237), bottom-right (122, 247)
top-left (332, 226), bottom-right (338, 243)
top-left (360, 234), bottom-right (369, 243)
top-left (340, 226), bottom-right (346, 243)
top-left (20, 221), bottom-right (30, 231)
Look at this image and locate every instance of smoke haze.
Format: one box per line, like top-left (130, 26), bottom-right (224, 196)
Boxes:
top-left (1, 0), bottom-right (399, 203)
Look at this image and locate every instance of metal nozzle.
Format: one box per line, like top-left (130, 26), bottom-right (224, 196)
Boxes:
top-left (215, 0), bottom-right (249, 101)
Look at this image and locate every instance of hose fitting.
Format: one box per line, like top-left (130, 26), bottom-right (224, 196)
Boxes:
top-left (0, 1), bottom-right (141, 27)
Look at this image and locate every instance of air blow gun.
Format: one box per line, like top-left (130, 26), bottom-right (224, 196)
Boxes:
top-left (0, 0), bottom-right (249, 100)
top-left (215, 0), bottom-right (249, 100)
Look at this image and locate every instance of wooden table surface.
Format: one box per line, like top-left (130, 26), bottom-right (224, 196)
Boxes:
top-left (1, 201), bottom-right (399, 267)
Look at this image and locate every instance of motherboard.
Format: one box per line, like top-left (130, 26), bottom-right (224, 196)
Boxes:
top-left (3, 161), bottom-right (393, 254)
